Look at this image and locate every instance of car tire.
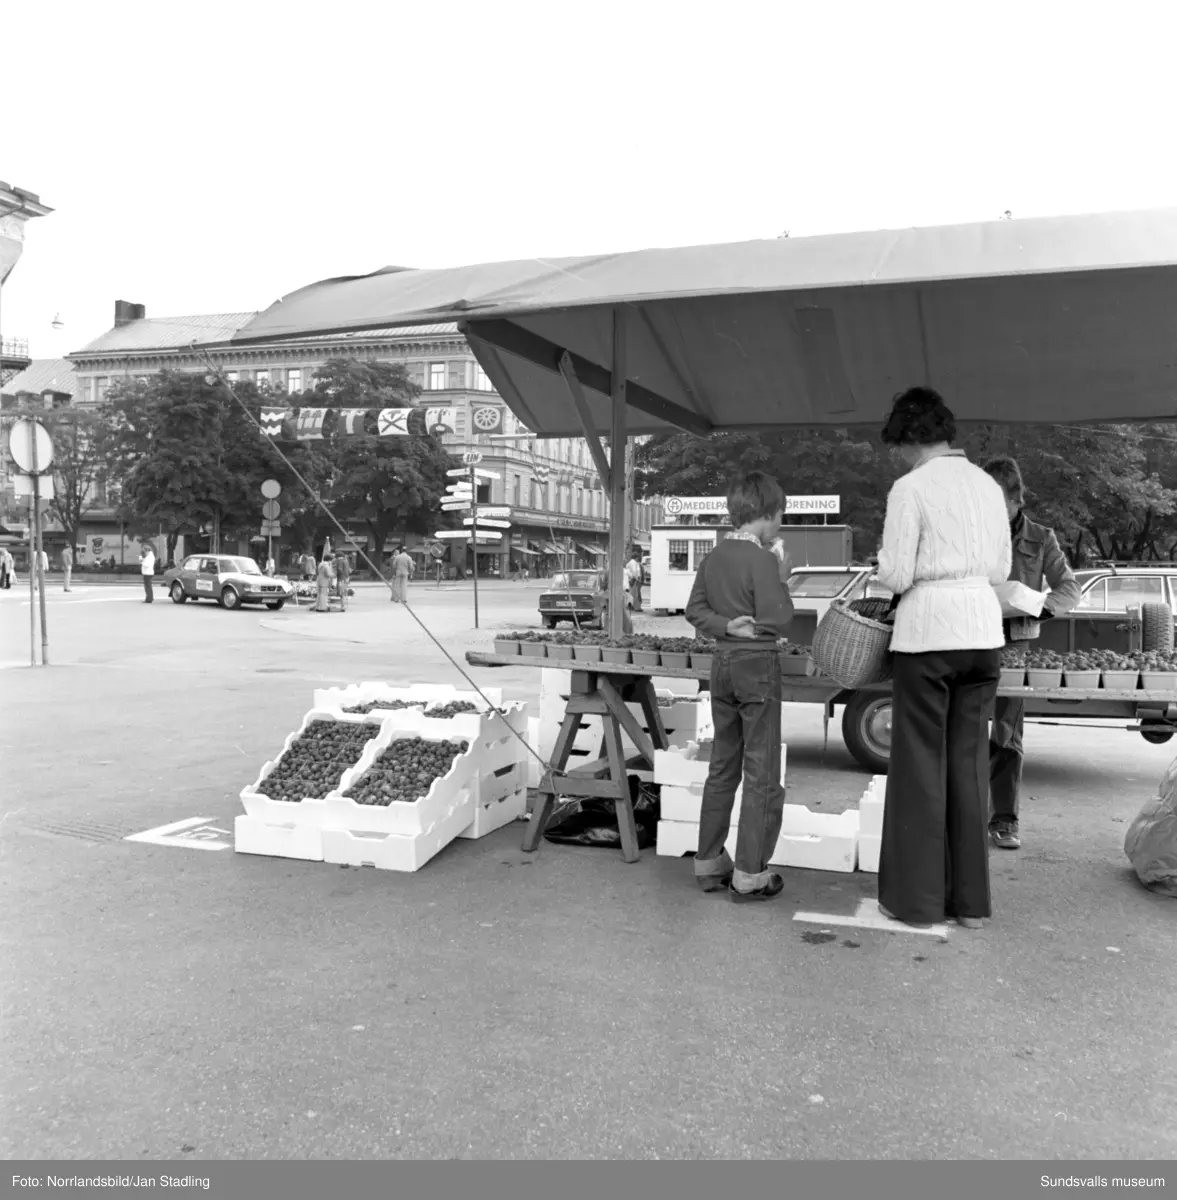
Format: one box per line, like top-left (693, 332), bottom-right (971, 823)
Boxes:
top-left (1141, 602), bottom-right (1174, 654)
top-left (169, 582), bottom-right (187, 605)
top-left (266, 599), bottom-right (286, 610)
top-left (220, 586), bottom-right (241, 610)
top-left (842, 692), bottom-right (892, 774)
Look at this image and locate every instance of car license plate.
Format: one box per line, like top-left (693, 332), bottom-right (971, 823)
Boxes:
top-left (556, 600), bottom-right (577, 607)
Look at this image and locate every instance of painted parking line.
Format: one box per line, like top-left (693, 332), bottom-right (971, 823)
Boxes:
top-left (124, 817), bottom-right (233, 851)
top-left (793, 899), bottom-right (950, 938)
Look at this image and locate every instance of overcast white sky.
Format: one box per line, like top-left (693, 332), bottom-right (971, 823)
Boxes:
top-left (4, 0), bottom-right (1176, 360)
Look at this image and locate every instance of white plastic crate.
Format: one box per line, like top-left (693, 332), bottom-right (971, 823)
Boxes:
top-left (458, 776), bottom-right (527, 839)
top-left (655, 741), bottom-right (790, 823)
top-left (312, 680), bottom-right (503, 713)
top-left (326, 725), bottom-right (479, 836)
top-left (320, 784), bottom-right (476, 872)
top-left (858, 775), bottom-right (886, 839)
top-left (858, 835), bottom-right (882, 874)
top-left (772, 806), bottom-right (858, 873)
top-left (240, 708), bottom-right (388, 828)
top-left (654, 802), bottom-right (858, 874)
top-left (234, 814), bottom-right (324, 861)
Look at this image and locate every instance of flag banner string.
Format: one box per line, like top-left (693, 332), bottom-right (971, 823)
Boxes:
top-left (191, 346), bottom-right (554, 781)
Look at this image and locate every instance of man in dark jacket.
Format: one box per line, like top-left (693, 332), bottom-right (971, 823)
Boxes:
top-left (982, 457), bottom-right (1082, 850)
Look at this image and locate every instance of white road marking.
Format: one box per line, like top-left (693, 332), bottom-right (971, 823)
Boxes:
top-left (793, 899), bottom-right (950, 938)
top-left (124, 816), bottom-right (232, 851)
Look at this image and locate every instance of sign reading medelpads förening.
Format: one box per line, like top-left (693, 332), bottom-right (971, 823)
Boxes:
top-left (662, 495), bottom-right (840, 517)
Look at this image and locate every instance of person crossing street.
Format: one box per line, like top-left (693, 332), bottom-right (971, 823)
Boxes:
top-left (61, 544), bottom-right (73, 592)
top-left (390, 546), bottom-right (414, 603)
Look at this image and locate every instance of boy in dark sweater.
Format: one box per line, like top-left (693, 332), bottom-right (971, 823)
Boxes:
top-left (685, 472), bottom-right (794, 901)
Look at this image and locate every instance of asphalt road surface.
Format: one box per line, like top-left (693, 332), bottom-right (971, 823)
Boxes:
top-left (2, 580), bottom-right (1175, 1160)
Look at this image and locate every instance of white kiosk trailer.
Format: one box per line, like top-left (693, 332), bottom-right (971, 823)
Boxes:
top-left (650, 495), bottom-right (853, 614)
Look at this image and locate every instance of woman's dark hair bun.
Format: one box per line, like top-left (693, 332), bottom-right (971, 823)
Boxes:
top-left (880, 386), bottom-right (957, 446)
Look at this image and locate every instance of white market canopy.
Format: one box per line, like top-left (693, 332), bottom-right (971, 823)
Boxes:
top-left (226, 207), bottom-right (1177, 439)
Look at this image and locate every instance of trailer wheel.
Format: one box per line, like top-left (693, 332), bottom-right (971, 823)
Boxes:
top-left (1141, 724), bottom-right (1175, 745)
top-left (1141, 602), bottom-right (1174, 653)
top-left (842, 692), bottom-right (892, 774)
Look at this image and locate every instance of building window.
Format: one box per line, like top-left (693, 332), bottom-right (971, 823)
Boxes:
top-left (430, 363), bottom-right (446, 390)
top-left (95, 377), bottom-right (109, 400)
top-left (406, 362), bottom-right (425, 389)
top-left (692, 540), bottom-right (712, 569)
top-left (448, 361), bottom-right (468, 390)
top-left (255, 369), bottom-right (270, 387)
top-left (668, 540), bottom-right (690, 572)
top-left (474, 364), bottom-right (494, 392)
top-left (513, 475), bottom-right (522, 507)
top-left (225, 371), bottom-right (239, 384)
top-left (476, 483), bottom-right (491, 505)
top-left (287, 369), bottom-right (302, 393)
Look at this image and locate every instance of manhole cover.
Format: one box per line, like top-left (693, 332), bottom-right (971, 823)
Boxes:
top-left (22, 819), bottom-right (130, 844)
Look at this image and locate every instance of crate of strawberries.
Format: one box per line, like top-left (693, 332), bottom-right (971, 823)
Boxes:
top-left (240, 710), bottom-right (389, 827)
top-left (327, 732), bottom-right (477, 836)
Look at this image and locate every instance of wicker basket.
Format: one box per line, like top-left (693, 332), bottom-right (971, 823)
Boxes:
top-left (810, 599), bottom-right (894, 688)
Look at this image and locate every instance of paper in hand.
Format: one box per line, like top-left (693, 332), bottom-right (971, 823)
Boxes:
top-left (993, 580), bottom-right (1048, 618)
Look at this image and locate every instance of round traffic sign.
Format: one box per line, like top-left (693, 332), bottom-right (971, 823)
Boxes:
top-left (8, 419), bottom-right (54, 474)
top-left (261, 479), bottom-right (282, 499)
top-left (262, 499), bottom-right (281, 520)
top-left (429, 543), bottom-right (446, 560)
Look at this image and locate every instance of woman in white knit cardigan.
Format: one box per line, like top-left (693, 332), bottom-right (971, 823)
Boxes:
top-left (875, 389), bottom-right (1012, 929)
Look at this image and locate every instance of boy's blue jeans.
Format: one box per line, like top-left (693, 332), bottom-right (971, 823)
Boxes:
top-left (694, 647), bottom-right (785, 892)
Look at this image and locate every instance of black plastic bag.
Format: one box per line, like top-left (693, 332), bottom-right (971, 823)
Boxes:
top-left (543, 777), bottom-right (660, 848)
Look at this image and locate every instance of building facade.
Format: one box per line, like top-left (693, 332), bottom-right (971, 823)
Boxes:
top-left (49, 303), bottom-right (660, 573)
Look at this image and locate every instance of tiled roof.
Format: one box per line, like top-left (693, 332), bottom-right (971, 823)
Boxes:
top-left (71, 313), bottom-right (258, 356)
top-left (1, 358), bottom-right (78, 398)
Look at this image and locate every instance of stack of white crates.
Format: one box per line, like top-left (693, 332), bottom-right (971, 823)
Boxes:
top-left (234, 683), bottom-right (529, 872)
top-left (856, 775), bottom-right (885, 873)
top-left (653, 741), bottom-right (860, 873)
top-left (530, 668), bottom-right (709, 788)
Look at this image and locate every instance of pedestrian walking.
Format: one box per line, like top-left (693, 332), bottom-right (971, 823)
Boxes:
top-left (626, 550), bottom-right (643, 611)
top-left (139, 544), bottom-right (156, 603)
top-left (336, 551), bottom-right (352, 611)
top-left (314, 552), bottom-right (336, 612)
top-left (0, 546), bottom-right (13, 589)
top-left (685, 471), bottom-right (795, 901)
top-left (874, 388), bottom-right (1012, 930)
top-left (264, 555), bottom-right (275, 577)
top-left (982, 456), bottom-right (1081, 852)
top-left (391, 546), bottom-right (413, 603)
top-left (61, 544), bottom-right (73, 592)
top-left (301, 551), bottom-right (316, 582)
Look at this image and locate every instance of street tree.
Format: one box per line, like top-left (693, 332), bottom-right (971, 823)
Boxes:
top-left (287, 358), bottom-right (458, 563)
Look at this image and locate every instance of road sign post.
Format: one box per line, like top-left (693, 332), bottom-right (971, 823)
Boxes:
top-left (470, 465), bottom-right (479, 629)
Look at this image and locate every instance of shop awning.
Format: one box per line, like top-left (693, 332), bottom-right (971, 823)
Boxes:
top-left (513, 546), bottom-right (540, 556)
top-left (541, 543), bottom-right (565, 555)
top-left (225, 207), bottom-right (1177, 436)
top-left (579, 543), bottom-right (607, 556)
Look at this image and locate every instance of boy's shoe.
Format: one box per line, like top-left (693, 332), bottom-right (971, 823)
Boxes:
top-left (990, 822), bottom-right (1021, 850)
top-left (696, 872), bottom-right (732, 893)
top-left (731, 874), bottom-right (784, 903)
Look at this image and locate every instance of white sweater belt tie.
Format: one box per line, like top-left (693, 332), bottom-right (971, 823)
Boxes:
top-left (909, 576), bottom-right (991, 590)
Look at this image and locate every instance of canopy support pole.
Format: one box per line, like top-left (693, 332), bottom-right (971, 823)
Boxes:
top-left (608, 308), bottom-right (628, 641)
top-left (558, 351), bottom-right (612, 493)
